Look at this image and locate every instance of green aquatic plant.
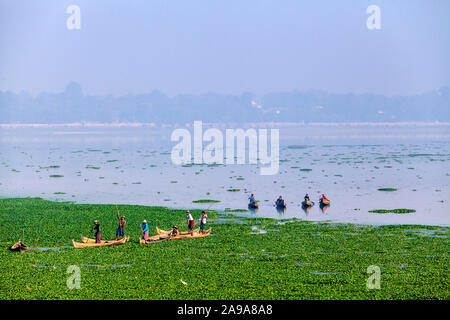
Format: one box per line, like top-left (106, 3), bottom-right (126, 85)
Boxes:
top-left (227, 189), bottom-right (240, 192)
top-left (0, 198), bottom-right (447, 300)
top-left (85, 165), bottom-right (100, 170)
top-left (369, 209), bottom-right (416, 214)
top-left (49, 175), bottom-right (64, 178)
top-left (377, 188), bottom-right (398, 192)
top-left (192, 199), bottom-right (221, 203)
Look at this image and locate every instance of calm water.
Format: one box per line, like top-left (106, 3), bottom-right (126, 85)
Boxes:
top-left (1, 123), bottom-right (449, 226)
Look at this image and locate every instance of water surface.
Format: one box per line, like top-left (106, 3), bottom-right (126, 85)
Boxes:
top-left (1, 123), bottom-right (449, 226)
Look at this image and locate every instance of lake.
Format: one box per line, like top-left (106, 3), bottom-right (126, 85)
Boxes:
top-left (1, 122), bottom-right (449, 226)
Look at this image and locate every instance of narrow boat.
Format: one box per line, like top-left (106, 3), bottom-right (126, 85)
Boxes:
top-left (156, 227), bottom-right (199, 235)
top-left (302, 200), bottom-right (314, 207)
top-left (72, 235), bottom-right (129, 248)
top-left (10, 240), bottom-right (28, 252)
top-left (248, 201), bottom-right (259, 209)
top-left (79, 234), bottom-right (130, 243)
top-left (319, 199), bottom-right (331, 207)
top-left (140, 228), bottom-right (211, 244)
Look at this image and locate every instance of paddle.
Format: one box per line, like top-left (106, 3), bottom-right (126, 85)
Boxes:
top-left (115, 204), bottom-right (120, 220)
top-left (139, 224), bottom-right (144, 237)
top-left (194, 202), bottom-right (214, 226)
top-left (31, 235), bottom-right (40, 253)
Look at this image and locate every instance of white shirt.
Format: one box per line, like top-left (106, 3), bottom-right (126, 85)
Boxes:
top-left (186, 213), bottom-right (193, 221)
top-left (200, 214), bottom-right (207, 224)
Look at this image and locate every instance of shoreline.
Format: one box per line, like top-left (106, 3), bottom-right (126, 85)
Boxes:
top-left (1, 195), bottom-right (448, 228)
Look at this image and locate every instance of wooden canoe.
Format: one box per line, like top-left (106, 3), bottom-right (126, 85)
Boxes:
top-left (79, 234), bottom-right (129, 243)
top-left (140, 228), bottom-right (211, 244)
top-left (302, 200), bottom-right (314, 207)
top-left (248, 201), bottom-right (259, 209)
top-left (10, 240), bottom-right (28, 252)
top-left (72, 235), bottom-right (129, 248)
top-left (156, 227), bottom-right (199, 235)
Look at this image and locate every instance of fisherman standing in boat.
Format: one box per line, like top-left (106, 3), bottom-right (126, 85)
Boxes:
top-left (303, 193), bottom-right (312, 206)
top-left (93, 220), bottom-right (101, 243)
top-left (276, 196), bottom-right (284, 207)
top-left (248, 194), bottom-right (256, 205)
top-left (186, 210), bottom-right (194, 235)
top-left (116, 214), bottom-right (126, 240)
top-left (199, 211), bottom-right (207, 234)
top-left (140, 220), bottom-right (149, 241)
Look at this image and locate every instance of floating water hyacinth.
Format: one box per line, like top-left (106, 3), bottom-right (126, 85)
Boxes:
top-left (369, 209), bottom-right (416, 214)
top-left (192, 199), bottom-right (221, 203)
top-left (377, 188), bottom-right (398, 192)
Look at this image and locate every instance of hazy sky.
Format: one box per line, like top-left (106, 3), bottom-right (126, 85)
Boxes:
top-left (1, 0), bottom-right (449, 96)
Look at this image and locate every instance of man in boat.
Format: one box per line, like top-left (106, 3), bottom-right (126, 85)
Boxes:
top-left (140, 220), bottom-right (149, 241)
top-left (321, 194), bottom-right (328, 202)
top-left (275, 196), bottom-right (284, 207)
top-left (10, 239), bottom-right (28, 252)
top-left (248, 194), bottom-right (256, 204)
top-left (303, 193), bottom-right (312, 206)
top-left (153, 226), bottom-right (179, 242)
top-left (116, 214), bottom-right (126, 240)
top-left (199, 211), bottom-right (207, 234)
top-left (186, 210), bottom-right (194, 235)
top-left (170, 226), bottom-right (179, 237)
top-left (93, 220), bottom-right (101, 243)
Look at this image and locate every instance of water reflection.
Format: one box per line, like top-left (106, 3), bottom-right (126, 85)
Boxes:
top-left (301, 205), bottom-right (312, 215)
top-left (248, 207), bottom-right (259, 214)
top-left (276, 206), bottom-right (287, 216)
top-left (319, 203), bottom-right (330, 214)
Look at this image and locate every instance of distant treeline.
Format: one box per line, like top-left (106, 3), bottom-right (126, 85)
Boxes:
top-left (0, 82), bottom-right (449, 123)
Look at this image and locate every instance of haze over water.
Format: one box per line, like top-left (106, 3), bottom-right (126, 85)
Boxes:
top-left (1, 122), bottom-right (449, 226)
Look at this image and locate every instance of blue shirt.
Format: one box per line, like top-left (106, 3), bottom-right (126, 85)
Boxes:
top-left (249, 196), bottom-right (255, 202)
top-left (140, 223), bottom-right (149, 232)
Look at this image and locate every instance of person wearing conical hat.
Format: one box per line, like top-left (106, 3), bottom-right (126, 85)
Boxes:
top-left (170, 225), bottom-right (179, 237)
